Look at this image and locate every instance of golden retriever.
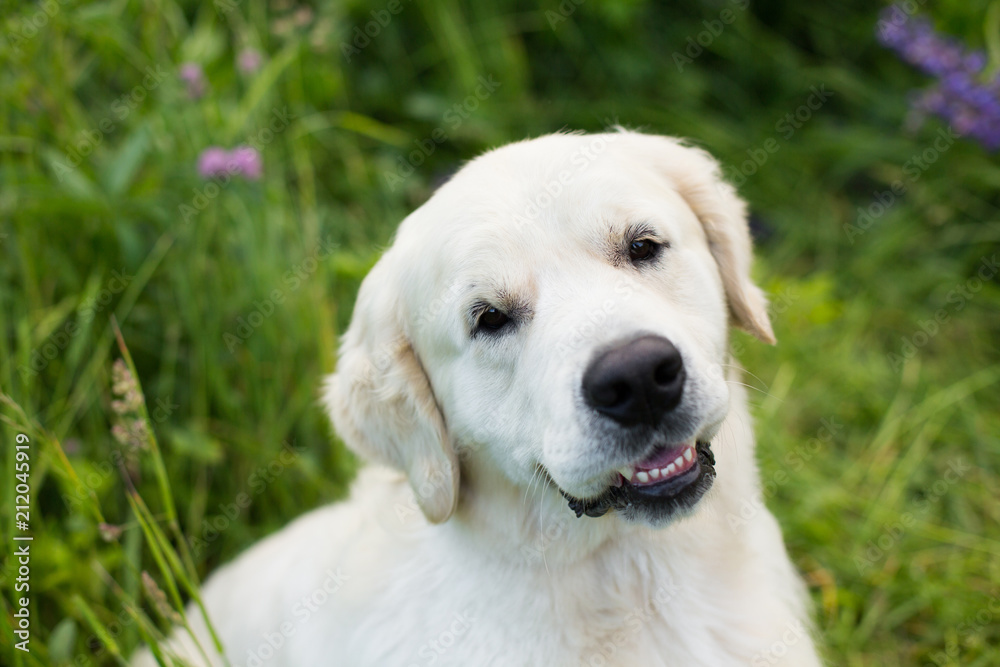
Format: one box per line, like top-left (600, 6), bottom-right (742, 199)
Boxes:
top-left (133, 130), bottom-right (822, 666)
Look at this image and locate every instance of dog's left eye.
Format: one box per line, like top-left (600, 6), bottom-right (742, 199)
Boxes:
top-left (629, 239), bottom-right (660, 262)
top-left (477, 307), bottom-right (511, 332)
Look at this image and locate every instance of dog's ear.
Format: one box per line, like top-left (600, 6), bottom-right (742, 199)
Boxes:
top-left (638, 132), bottom-right (776, 344)
top-left (323, 255), bottom-right (459, 523)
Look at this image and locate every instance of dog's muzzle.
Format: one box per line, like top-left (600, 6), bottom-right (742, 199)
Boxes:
top-left (561, 440), bottom-right (716, 519)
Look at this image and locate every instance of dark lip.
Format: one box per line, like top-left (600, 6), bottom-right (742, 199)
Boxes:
top-left (561, 441), bottom-right (716, 519)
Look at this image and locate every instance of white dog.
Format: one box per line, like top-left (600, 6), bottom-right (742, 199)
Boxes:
top-left (134, 130), bottom-right (822, 666)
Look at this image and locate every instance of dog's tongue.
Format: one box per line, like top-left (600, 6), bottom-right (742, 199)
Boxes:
top-left (635, 444), bottom-right (687, 471)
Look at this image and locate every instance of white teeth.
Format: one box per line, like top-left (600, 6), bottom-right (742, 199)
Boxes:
top-left (624, 444), bottom-right (701, 485)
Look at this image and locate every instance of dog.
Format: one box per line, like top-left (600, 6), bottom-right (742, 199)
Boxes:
top-left (133, 130), bottom-right (822, 666)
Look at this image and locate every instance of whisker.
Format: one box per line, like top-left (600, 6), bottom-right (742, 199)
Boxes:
top-left (539, 478), bottom-right (551, 575)
top-left (718, 363), bottom-right (771, 393)
top-left (522, 465), bottom-right (543, 508)
top-left (726, 379), bottom-right (780, 402)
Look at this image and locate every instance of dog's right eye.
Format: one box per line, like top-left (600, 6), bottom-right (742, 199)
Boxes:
top-left (628, 238), bottom-right (663, 263)
top-left (476, 307), bottom-right (511, 332)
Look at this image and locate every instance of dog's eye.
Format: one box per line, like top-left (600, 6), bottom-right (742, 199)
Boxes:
top-left (629, 239), bottom-right (659, 262)
top-left (477, 307), bottom-right (510, 332)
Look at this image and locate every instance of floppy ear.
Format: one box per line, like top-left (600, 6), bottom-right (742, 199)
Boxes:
top-left (323, 255), bottom-right (459, 523)
top-left (640, 132), bottom-right (776, 344)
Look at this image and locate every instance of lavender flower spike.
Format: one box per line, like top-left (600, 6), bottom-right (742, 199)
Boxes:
top-left (876, 4), bottom-right (1000, 151)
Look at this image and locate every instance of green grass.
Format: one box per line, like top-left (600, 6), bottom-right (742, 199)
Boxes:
top-left (1, 0), bottom-right (999, 665)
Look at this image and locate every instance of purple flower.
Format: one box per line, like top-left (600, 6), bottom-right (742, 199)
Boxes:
top-left (197, 147), bottom-right (230, 178)
top-left (237, 49), bottom-right (264, 74)
top-left (228, 146), bottom-right (263, 180)
top-left (877, 5), bottom-right (1000, 151)
top-left (197, 146), bottom-right (262, 181)
top-left (179, 62), bottom-right (207, 99)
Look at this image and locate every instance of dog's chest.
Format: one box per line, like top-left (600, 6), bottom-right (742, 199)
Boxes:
top-left (331, 551), bottom-right (748, 667)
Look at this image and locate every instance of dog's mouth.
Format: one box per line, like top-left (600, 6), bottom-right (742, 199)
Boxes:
top-left (561, 441), bottom-right (716, 519)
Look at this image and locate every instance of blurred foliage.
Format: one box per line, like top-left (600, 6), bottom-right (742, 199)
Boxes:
top-left (1, 0), bottom-right (998, 665)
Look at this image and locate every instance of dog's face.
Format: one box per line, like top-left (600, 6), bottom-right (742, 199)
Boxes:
top-left (325, 131), bottom-right (774, 529)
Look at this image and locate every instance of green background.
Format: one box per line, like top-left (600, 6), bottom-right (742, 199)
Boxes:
top-left (1, 0), bottom-right (999, 665)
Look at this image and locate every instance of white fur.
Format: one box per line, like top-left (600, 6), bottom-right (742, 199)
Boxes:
top-left (133, 131), bottom-right (822, 667)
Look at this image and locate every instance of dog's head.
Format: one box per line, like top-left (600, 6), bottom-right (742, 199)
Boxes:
top-left (324, 130), bottom-right (774, 528)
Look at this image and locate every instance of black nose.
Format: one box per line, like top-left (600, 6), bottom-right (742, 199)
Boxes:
top-left (582, 335), bottom-right (685, 427)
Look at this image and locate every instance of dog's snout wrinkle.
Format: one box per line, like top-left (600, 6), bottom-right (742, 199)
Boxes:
top-left (582, 335), bottom-right (685, 427)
